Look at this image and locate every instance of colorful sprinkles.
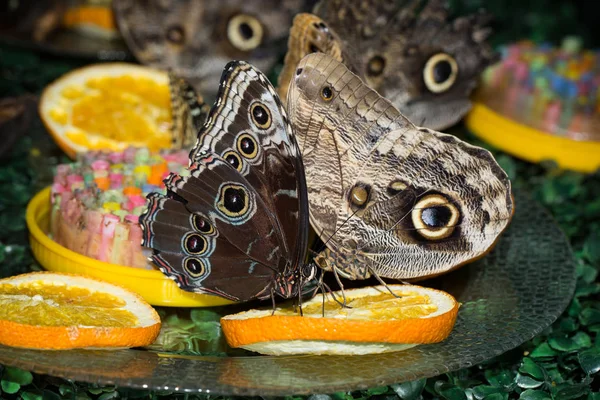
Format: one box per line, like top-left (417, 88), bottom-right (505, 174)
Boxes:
top-left (49, 147), bottom-right (189, 269)
top-left (478, 38), bottom-right (600, 142)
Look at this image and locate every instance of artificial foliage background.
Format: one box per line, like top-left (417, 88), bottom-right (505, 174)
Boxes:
top-left (1, 0), bottom-right (600, 397)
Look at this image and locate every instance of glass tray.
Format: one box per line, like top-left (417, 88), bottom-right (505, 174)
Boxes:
top-left (0, 191), bottom-right (576, 396)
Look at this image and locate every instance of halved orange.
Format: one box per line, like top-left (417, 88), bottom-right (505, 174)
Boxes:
top-left (39, 63), bottom-right (172, 158)
top-left (0, 272), bottom-right (161, 349)
top-left (221, 284), bottom-right (459, 355)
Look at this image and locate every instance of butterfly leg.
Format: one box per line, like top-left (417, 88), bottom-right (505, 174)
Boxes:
top-left (270, 289), bottom-right (276, 316)
top-left (368, 267), bottom-right (401, 298)
top-left (331, 266), bottom-right (350, 307)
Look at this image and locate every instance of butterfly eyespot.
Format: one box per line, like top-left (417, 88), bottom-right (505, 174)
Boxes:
top-left (191, 214), bottom-right (215, 235)
top-left (366, 55), bottom-right (386, 77)
top-left (423, 53), bottom-right (459, 93)
top-left (236, 134), bottom-right (258, 159)
top-left (217, 184), bottom-right (250, 218)
top-left (349, 184), bottom-right (371, 209)
top-left (184, 258), bottom-right (208, 278)
top-left (250, 102), bottom-right (271, 129)
top-left (184, 233), bottom-right (207, 255)
top-left (411, 194), bottom-right (460, 240)
top-left (387, 180), bottom-right (407, 196)
top-left (227, 14), bottom-right (264, 51)
top-left (223, 150), bottom-right (243, 171)
top-left (166, 25), bottom-right (185, 44)
top-left (321, 86), bottom-right (333, 101)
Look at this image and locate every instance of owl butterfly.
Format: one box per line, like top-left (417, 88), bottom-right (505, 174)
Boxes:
top-left (113, 0), bottom-right (311, 99)
top-left (140, 61), bottom-right (315, 302)
top-left (278, 0), bottom-right (498, 130)
top-left (288, 53), bottom-right (513, 282)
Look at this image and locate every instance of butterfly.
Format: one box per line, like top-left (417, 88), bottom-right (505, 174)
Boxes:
top-left (287, 52), bottom-right (513, 282)
top-left (168, 73), bottom-right (210, 149)
top-left (140, 61), bottom-right (315, 302)
top-left (113, 0), bottom-right (312, 99)
top-left (140, 53), bottom-right (513, 301)
top-left (278, 0), bottom-right (498, 130)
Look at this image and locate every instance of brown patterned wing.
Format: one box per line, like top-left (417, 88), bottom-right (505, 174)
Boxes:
top-left (168, 73), bottom-right (210, 150)
top-left (288, 53), bottom-right (513, 281)
top-left (284, 0), bottom-right (498, 130)
top-left (114, 0), bottom-right (308, 98)
top-left (277, 13), bottom-right (344, 104)
top-left (140, 61), bottom-right (310, 302)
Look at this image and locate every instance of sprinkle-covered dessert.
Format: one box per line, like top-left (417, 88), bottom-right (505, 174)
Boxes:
top-left (50, 147), bottom-right (189, 269)
top-left (478, 38), bottom-right (600, 142)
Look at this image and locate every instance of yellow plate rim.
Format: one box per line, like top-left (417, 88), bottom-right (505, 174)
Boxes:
top-left (466, 102), bottom-right (600, 173)
top-left (25, 186), bottom-right (232, 307)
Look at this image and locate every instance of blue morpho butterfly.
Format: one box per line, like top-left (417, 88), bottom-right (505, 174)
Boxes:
top-left (139, 60), bottom-right (318, 303)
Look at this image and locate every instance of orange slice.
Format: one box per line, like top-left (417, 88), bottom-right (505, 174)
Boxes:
top-left (0, 272), bottom-right (161, 349)
top-left (39, 63), bottom-right (172, 158)
top-left (221, 285), bottom-right (458, 355)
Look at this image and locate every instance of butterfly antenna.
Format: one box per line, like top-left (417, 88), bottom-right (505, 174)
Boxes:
top-left (297, 274), bottom-right (304, 317)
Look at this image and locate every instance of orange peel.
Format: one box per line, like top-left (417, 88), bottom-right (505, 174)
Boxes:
top-left (221, 284), bottom-right (458, 355)
top-left (0, 272), bottom-right (161, 350)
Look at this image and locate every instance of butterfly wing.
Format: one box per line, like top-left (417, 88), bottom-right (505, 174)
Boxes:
top-left (168, 73), bottom-right (210, 149)
top-left (277, 13), bottom-right (345, 104)
top-left (280, 0), bottom-right (496, 130)
top-left (140, 62), bottom-right (309, 301)
top-left (288, 53), bottom-right (513, 281)
top-left (114, 0), bottom-right (308, 98)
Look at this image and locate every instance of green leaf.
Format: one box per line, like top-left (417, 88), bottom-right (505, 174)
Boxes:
top-left (483, 394), bottom-right (508, 400)
top-left (515, 374), bottom-right (543, 389)
top-left (88, 387), bottom-right (105, 395)
top-left (549, 336), bottom-right (581, 352)
top-left (3, 367), bottom-right (33, 386)
top-left (58, 384), bottom-right (74, 397)
top-left (558, 317), bottom-right (579, 332)
top-left (576, 263), bottom-right (598, 283)
top-left (573, 331), bottom-right (593, 348)
top-left (583, 230), bottom-right (600, 265)
top-left (190, 309), bottom-right (222, 323)
top-left (21, 391), bottom-right (43, 400)
top-left (41, 389), bottom-right (61, 400)
top-left (485, 369), bottom-right (514, 387)
top-left (472, 385), bottom-right (505, 399)
top-left (519, 358), bottom-right (546, 380)
top-left (98, 391), bottom-right (119, 400)
top-left (519, 389), bottom-right (551, 400)
top-left (391, 379), bottom-right (426, 400)
top-left (366, 386), bottom-right (388, 395)
top-left (580, 308), bottom-right (600, 326)
top-left (552, 383), bottom-right (590, 400)
top-left (1, 380), bottom-right (20, 394)
top-left (579, 347), bottom-right (600, 374)
top-left (530, 342), bottom-right (558, 359)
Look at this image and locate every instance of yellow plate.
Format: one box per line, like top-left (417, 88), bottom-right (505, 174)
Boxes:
top-left (466, 102), bottom-right (600, 173)
top-left (25, 187), bottom-right (233, 307)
